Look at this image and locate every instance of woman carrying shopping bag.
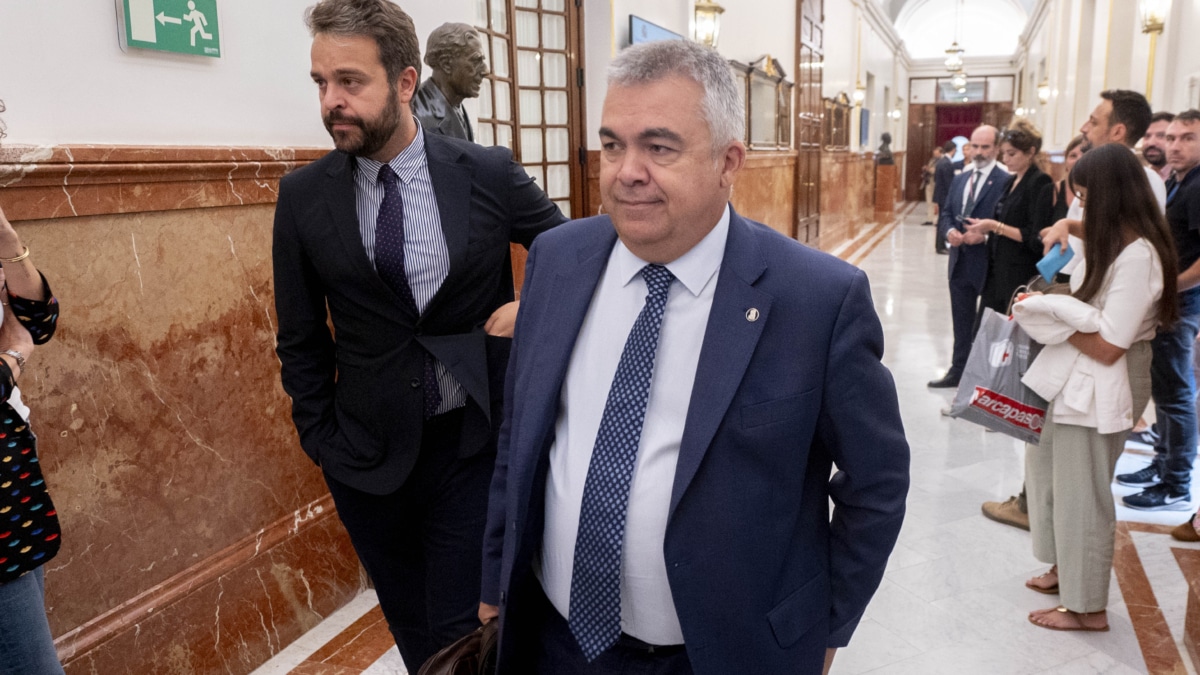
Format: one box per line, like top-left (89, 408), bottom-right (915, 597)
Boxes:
top-left (1012, 143), bottom-right (1178, 631)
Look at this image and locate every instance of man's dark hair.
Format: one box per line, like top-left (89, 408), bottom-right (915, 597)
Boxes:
top-left (1100, 89), bottom-right (1152, 146)
top-left (941, 140), bottom-right (957, 154)
top-left (1175, 109), bottom-right (1200, 125)
top-left (1151, 111), bottom-right (1176, 126)
top-left (305, 0), bottom-right (421, 82)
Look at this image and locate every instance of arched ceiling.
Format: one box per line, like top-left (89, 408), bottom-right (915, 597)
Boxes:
top-left (886, 0), bottom-right (1034, 60)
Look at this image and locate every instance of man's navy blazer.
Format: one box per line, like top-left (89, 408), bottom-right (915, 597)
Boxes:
top-left (482, 208), bottom-right (910, 674)
top-left (937, 166), bottom-right (1008, 284)
top-left (272, 132), bottom-right (565, 495)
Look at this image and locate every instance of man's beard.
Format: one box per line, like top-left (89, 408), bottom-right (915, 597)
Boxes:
top-left (324, 91), bottom-right (402, 158)
top-left (1144, 147), bottom-right (1166, 168)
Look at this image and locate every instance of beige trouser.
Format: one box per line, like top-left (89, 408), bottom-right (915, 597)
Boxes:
top-left (1025, 341), bottom-right (1152, 613)
top-left (925, 181), bottom-right (937, 221)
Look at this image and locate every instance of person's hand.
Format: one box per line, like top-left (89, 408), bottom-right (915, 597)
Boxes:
top-left (824, 648), bottom-right (837, 675)
top-left (1040, 219), bottom-right (1071, 255)
top-left (0, 273), bottom-right (35, 375)
top-left (962, 230), bottom-right (986, 245)
top-left (484, 301), bottom-right (519, 338)
top-left (946, 229), bottom-right (964, 247)
top-left (964, 218), bottom-right (996, 236)
top-left (1014, 291), bottom-right (1043, 303)
top-left (479, 602), bottom-right (499, 624)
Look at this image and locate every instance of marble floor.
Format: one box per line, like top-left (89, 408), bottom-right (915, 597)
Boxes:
top-left (252, 207), bottom-right (1199, 675)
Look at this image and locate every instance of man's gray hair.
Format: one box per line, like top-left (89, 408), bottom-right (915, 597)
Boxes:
top-left (424, 23), bottom-right (481, 72)
top-left (608, 40), bottom-right (744, 150)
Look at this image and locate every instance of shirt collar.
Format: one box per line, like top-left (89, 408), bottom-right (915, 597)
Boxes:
top-left (970, 159), bottom-right (998, 177)
top-left (612, 204), bottom-right (730, 298)
top-left (354, 118), bottom-right (428, 186)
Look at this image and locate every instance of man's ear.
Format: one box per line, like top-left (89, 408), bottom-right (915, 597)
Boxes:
top-left (396, 66), bottom-right (419, 104)
top-left (1110, 122), bottom-right (1128, 145)
top-left (719, 141), bottom-right (747, 188)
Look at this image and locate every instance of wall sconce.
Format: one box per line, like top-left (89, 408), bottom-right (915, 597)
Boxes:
top-left (852, 81), bottom-right (866, 107)
top-left (1140, 0), bottom-right (1169, 100)
top-left (1036, 79), bottom-right (1051, 105)
top-left (889, 109), bottom-right (902, 120)
top-left (693, 1), bottom-right (725, 48)
top-left (1015, 107), bottom-right (1027, 116)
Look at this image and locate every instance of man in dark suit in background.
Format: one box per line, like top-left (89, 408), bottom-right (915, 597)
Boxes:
top-left (931, 140), bottom-right (958, 253)
top-left (479, 39), bottom-right (909, 675)
top-left (929, 125), bottom-right (1007, 388)
top-left (414, 22), bottom-right (487, 141)
top-left (272, 0), bottom-right (564, 669)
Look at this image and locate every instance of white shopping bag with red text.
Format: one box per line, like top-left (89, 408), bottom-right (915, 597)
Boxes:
top-left (948, 308), bottom-right (1047, 444)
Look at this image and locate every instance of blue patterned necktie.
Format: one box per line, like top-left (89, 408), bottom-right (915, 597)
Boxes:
top-left (375, 164), bottom-right (442, 417)
top-left (568, 263), bottom-right (675, 662)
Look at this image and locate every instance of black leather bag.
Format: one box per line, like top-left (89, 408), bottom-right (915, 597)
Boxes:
top-left (418, 620), bottom-right (498, 675)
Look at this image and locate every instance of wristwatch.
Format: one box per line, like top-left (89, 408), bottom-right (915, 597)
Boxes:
top-left (1, 349), bottom-right (26, 373)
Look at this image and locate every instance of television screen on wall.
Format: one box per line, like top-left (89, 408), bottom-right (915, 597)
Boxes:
top-left (629, 15), bottom-right (685, 46)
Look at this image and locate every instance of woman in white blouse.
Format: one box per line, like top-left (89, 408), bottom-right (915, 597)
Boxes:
top-left (1013, 143), bottom-right (1178, 631)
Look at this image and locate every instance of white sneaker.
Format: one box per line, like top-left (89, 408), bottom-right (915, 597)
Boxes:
top-left (941, 405), bottom-right (953, 417)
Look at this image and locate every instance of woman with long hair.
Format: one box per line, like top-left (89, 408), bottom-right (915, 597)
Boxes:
top-left (966, 119), bottom-right (1054, 315)
top-left (1013, 143), bottom-right (1178, 631)
top-left (0, 99), bottom-right (65, 674)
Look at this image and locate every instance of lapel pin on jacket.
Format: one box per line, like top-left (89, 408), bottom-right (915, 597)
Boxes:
top-left (746, 308), bottom-right (760, 322)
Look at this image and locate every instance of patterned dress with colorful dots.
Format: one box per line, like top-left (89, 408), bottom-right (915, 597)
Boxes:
top-left (0, 277), bottom-right (60, 584)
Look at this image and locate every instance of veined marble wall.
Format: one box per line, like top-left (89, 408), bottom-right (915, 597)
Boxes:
top-left (0, 146), bottom-right (363, 673)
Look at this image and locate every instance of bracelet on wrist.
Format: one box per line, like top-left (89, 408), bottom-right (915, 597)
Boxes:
top-left (0, 246), bottom-right (29, 264)
top-left (1, 350), bottom-right (25, 374)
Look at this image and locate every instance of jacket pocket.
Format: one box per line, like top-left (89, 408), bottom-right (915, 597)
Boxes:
top-left (767, 573), bottom-right (828, 648)
top-left (741, 390), bottom-right (815, 429)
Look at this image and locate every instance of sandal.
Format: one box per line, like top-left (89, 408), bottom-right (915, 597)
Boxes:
top-left (1028, 606), bottom-right (1109, 632)
top-left (1024, 566), bottom-right (1059, 595)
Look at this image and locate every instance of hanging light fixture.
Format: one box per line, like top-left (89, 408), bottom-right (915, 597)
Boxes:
top-left (853, 80), bottom-right (867, 106)
top-left (944, 0), bottom-right (966, 72)
top-left (951, 70), bottom-right (968, 91)
top-left (693, 1), bottom-right (725, 48)
top-left (944, 42), bottom-right (965, 72)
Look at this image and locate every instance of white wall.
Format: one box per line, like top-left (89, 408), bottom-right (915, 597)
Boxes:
top-left (0, 0), bottom-right (473, 147)
top-left (823, 1), bottom-right (910, 152)
top-left (582, 0), bottom-right (795, 150)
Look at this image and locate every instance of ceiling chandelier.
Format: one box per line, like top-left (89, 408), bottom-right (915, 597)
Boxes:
top-left (944, 0), bottom-right (966, 72)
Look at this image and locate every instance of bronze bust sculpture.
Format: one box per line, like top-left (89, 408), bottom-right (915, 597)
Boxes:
top-left (414, 23), bottom-right (489, 142)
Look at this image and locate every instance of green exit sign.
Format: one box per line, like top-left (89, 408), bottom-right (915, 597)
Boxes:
top-left (118, 0), bottom-right (221, 57)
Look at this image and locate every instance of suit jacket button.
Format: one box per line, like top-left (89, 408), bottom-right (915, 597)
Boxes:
top-left (410, 378), bottom-right (421, 388)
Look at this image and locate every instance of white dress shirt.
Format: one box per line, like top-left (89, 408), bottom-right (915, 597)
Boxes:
top-left (960, 158), bottom-right (1002, 215)
top-left (538, 205), bottom-right (730, 645)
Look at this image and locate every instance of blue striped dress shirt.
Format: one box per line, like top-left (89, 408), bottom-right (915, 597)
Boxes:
top-left (353, 122), bottom-right (466, 414)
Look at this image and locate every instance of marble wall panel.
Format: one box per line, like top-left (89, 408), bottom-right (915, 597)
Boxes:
top-left (731, 152), bottom-right (798, 239)
top-left (16, 202), bottom-right (340, 639)
top-left (0, 144), bottom-right (367, 673)
top-left (820, 151), bottom-right (877, 252)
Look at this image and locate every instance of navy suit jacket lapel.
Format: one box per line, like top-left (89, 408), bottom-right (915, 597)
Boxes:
top-left (519, 222), bottom-right (616, 494)
top-left (421, 133), bottom-right (472, 317)
top-left (969, 169), bottom-right (1004, 216)
top-left (323, 153), bottom-right (419, 317)
top-left (324, 153), bottom-right (378, 282)
top-left (670, 208), bottom-right (770, 520)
